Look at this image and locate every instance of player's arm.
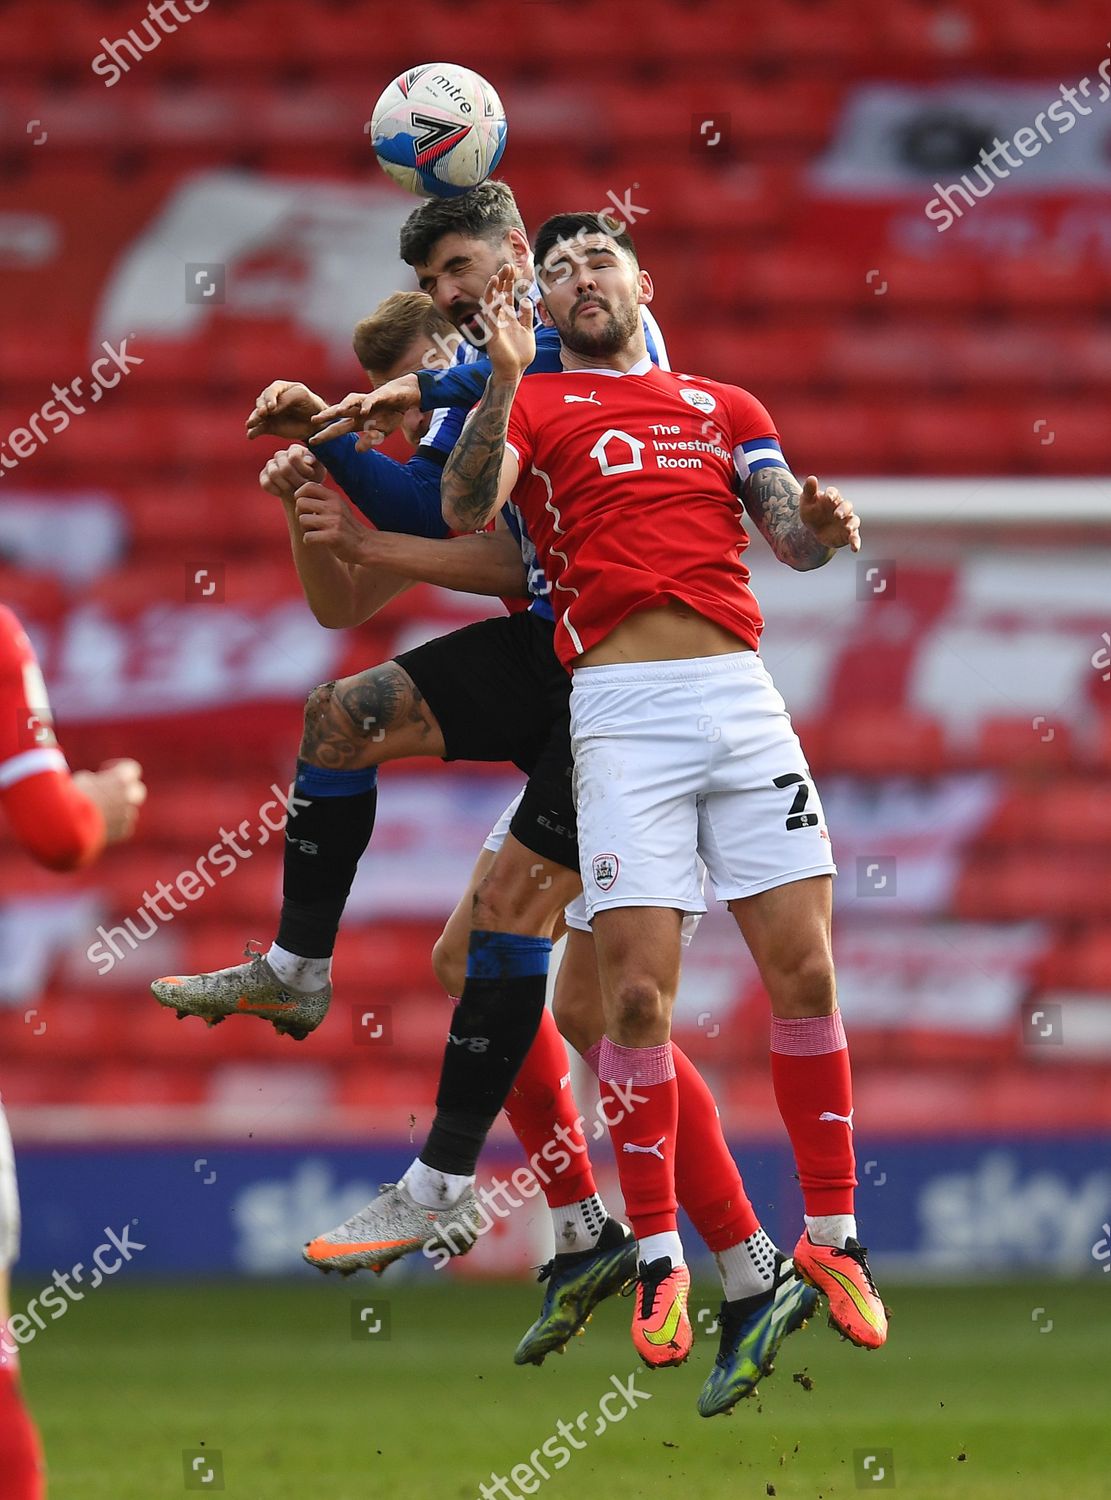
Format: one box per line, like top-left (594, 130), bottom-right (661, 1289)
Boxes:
top-left (742, 468), bottom-right (860, 569)
top-left (314, 434), bottom-right (452, 538)
top-left (295, 484), bottom-right (529, 607)
top-left (248, 380), bottom-right (452, 538)
top-left (262, 447), bottom-right (414, 628)
top-left (732, 413), bottom-right (860, 569)
top-left (414, 324), bottom-right (565, 410)
top-left (441, 266), bottom-right (535, 532)
top-left (0, 606), bottom-right (145, 869)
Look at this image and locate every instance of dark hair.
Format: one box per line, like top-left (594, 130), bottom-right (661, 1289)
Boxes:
top-left (532, 213), bottom-right (640, 278)
top-left (399, 181), bottom-right (526, 267)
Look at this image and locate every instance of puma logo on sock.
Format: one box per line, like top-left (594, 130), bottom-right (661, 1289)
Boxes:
top-left (622, 1136), bottom-right (666, 1160)
top-left (819, 1109), bottom-right (854, 1129)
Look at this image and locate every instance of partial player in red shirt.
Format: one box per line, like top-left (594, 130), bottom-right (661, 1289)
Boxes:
top-left (0, 604), bottom-right (146, 1500)
top-left (441, 222), bottom-right (885, 1369)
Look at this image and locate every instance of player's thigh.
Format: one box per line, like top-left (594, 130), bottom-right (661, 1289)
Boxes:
top-left (552, 925), bottom-right (605, 1053)
top-left (571, 694), bottom-right (704, 923)
top-left (728, 875), bottom-right (836, 1016)
top-left (590, 905), bottom-right (685, 1045)
top-left (473, 832), bottom-right (581, 936)
top-left (432, 845), bottom-right (499, 997)
top-left (396, 613), bottom-right (557, 769)
top-left (508, 710), bottom-right (579, 877)
top-left (301, 661), bottom-right (444, 767)
top-left (696, 655), bottom-right (836, 906)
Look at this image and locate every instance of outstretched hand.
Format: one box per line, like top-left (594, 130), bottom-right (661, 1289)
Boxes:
top-left (480, 263), bottom-right (536, 383)
top-left (309, 375), bottom-right (422, 450)
top-left (246, 381), bottom-right (326, 440)
top-left (798, 476), bottom-right (861, 553)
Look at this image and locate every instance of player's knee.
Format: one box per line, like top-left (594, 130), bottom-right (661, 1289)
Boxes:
top-left (430, 931), bottom-right (466, 998)
top-left (301, 679), bottom-right (336, 739)
top-left (766, 948), bottom-right (836, 1017)
top-left (608, 976), bottom-right (670, 1037)
top-left (552, 994), bottom-right (597, 1055)
top-left (471, 865), bottom-right (546, 936)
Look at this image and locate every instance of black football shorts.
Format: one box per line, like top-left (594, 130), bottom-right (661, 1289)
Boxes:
top-left (394, 609), bottom-right (576, 871)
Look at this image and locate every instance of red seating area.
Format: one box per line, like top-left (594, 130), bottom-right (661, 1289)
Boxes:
top-left (3, 0), bottom-right (1111, 475)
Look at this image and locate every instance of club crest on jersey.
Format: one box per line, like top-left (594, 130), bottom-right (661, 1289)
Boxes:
top-left (592, 853), bottom-right (620, 891)
top-left (680, 387), bottom-right (717, 414)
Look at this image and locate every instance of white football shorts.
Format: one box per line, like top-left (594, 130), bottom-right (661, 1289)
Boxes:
top-left (570, 650), bottom-right (836, 921)
top-left (482, 791), bottom-right (704, 943)
top-left (0, 1096), bottom-right (20, 1271)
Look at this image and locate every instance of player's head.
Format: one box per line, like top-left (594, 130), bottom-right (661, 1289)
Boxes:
top-left (352, 291), bottom-right (461, 444)
top-left (532, 213), bottom-right (652, 360)
top-left (399, 181), bottom-right (531, 341)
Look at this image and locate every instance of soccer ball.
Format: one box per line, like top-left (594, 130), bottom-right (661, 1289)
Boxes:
top-left (370, 63), bottom-right (507, 199)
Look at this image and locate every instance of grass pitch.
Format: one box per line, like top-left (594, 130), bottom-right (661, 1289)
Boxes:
top-left (19, 1276), bottom-right (1109, 1499)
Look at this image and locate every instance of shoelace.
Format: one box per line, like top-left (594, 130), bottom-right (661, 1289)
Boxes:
top-left (638, 1266), bottom-right (671, 1321)
top-left (832, 1242), bottom-right (880, 1296)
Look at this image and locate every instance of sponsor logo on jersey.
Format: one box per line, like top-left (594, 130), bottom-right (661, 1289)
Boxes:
top-left (592, 853), bottom-right (620, 890)
top-left (679, 387), bottom-right (717, 414)
top-left (564, 391), bottom-right (601, 406)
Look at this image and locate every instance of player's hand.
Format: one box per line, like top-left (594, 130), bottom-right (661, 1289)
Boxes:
top-left (246, 381), bottom-right (327, 441)
top-left (74, 759), bottom-right (147, 844)
top-left (481, 262), bottom-right (535, 383)
top-left (309, 375), bottom-right (422, 450)
top-left (798, 476), bottom-right (861, 553)
top-left (259, 444), bottom-right (326, 501)
top-left (295, 482), bottom-right (373, 564)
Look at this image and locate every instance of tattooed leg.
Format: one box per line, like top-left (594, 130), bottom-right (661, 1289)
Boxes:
top-left (300, 662), bottom-right (445, 769)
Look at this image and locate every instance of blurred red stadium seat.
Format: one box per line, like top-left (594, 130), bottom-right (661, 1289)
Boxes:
top-left (954, 851), bottom-right (1111, 921)
top-left (822, 710), bottom-right (947, 776)
top-left (1038, 929), bottom-right (1111, 991)
top-left (974, 715), bottom-right (1076, 770)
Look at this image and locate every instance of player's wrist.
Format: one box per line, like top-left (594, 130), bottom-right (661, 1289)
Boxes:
top-left (353, 528), bottom-right (385, 566)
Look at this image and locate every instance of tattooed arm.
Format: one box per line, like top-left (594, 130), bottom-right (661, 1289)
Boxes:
top-left (741, 469), bottom-right (861, 570)
top-left (442, 261), bottom-right (535, 532)
top-left (441, 376), bottom-right (522, 533)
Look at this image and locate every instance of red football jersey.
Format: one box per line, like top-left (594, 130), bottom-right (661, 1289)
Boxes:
top-left (504, 361), bottom-right (781, 667)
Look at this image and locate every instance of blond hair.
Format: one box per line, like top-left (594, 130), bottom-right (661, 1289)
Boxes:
top-left (352, 291), bottom-right (457, 376)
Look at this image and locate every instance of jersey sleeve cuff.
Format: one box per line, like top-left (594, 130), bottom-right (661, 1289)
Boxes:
top-left (416, 370), bottom-right (439, 412)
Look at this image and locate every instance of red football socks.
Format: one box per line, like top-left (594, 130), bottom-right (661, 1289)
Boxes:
top-left (501, 1006), bottom-right (597, 1209)
top-left (596, 1038), bottom-right (679, 1240)
top-left (770, 1011), bottom-right (857, 1216)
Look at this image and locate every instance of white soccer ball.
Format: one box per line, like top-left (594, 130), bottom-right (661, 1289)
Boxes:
top-left (370, 63), bottom-right (508, 199)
